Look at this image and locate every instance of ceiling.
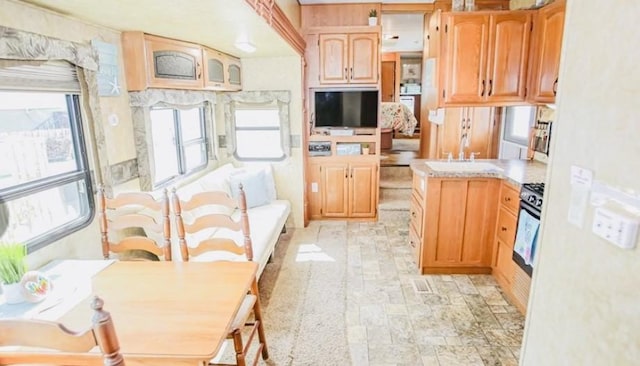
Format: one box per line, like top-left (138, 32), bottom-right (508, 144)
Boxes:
top-left (381, 13), bottom-right (424, 53)
top-left (20, 0), bottom-right (297, 58)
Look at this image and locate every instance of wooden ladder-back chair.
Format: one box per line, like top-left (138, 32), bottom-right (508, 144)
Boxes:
top-left (0, 296), bottom-right (125, 366)
top-left (98, 186), bottom-right (171, 261)
top-left (171, 185), bottom-right (268, 366)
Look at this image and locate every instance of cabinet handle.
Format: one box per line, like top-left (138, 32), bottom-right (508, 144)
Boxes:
top-left (345, 67), bottom-right (348, 78)
top-left (481, 80), bottom-right (486, 96)
top-left (196, 61), bottom-right (202, 80)
top-left (505, 197), bottom-right (511, 202)
top-left (553, 78), bottom-right (559, 96)
top-left (411, 211), bottom-right (417, 218)
top-left (350, 67), bottom-right (353, 80)
top-left (501, 226), bottom-right (508, 232)
top-left (488, 79), bottom-right (493, 96)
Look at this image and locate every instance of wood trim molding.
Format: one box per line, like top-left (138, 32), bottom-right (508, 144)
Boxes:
top-left (245, 0), bottom-right (306, 55)
top-left (381, 4), bottom-right (434, 13)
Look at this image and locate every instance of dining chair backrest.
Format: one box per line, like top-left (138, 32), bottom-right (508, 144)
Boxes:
top-left (171, 185), bottom-right (253, 262)
top-left (98, 186), bottom-right (171, 261)
top-left (0, 296), bottom-right (125, 366)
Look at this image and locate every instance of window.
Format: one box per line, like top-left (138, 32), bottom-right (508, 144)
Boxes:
top-left (233, 104), bottom-right (284, 160)
top-left (0, 91), bottom-right (93, 251)
top-left (503, 106), bottom-right (535, 146)
top-left (222, 91), bottom-right (292, 162)
top-left (149, 106), bottom-right (207, 187)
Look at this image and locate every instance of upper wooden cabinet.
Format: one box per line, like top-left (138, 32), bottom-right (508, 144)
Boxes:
top-left (203, 48), bottom-right (242, 91)
top-left (122, 32), bottom-right (204, 91)
top-left (122, 31), bottom-right (241, 92)
top-left (441, 11), bottom-right (532, 105)
top-left (527, 0), bottom-right (565, 103)
top-left (319, 32), bottom-right (379, 84)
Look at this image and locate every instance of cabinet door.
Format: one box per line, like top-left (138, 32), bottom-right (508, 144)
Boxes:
top-left (486, 12), bottom-right (532, 102)
top-left (349, 163), bottom-right (377, 217)
top-left (529, 1), bottom-right (565, 103)
top-left (307, 163), bottom-right (323, 220)
top-left (493, 239), bottom-right (515, 286)
top-left (319, 34), bottom-right (349, 84)
top-left (438, 108), bottom-right (464, 159)
top-left (465, 107), bottom-right (494, 158)
top-left (425, 178), bottom-right (498, 268)
top-left (227, 56), bottom-right (242, 90)
top-left (144, 35), bottom-right (203, 89)
top-left (349, 33), bottom-right (379, 84)
top-left (321, 163), bottom-right (349, 217)
top-left (442, 13), bottom-right (490, 104)
top-left (203, 48), bottom-right (226, 90)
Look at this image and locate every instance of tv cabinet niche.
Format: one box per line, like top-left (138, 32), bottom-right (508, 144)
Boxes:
top-left (307, 129), bottom-right (380, 220)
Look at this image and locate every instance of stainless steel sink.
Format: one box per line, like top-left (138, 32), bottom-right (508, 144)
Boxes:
top-left (425, 161), bottom-right (504, 173)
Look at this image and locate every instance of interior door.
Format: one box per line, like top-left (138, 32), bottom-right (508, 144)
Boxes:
top-left (381, 61), bottom-right (396, 102)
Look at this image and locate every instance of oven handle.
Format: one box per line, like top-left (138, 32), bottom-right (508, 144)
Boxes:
top-left (519, 200), bottom-right (541, 220)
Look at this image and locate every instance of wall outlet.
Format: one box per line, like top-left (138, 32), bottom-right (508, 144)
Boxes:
top-left (592, 207), bottom-right (639, 249)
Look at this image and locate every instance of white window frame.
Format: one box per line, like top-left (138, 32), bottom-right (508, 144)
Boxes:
top-left (222, 91), bottom-right (291, 162)
top-left (149, 106), bottom-right (208, 188)
top-left (503, 105), bottom-right (536, 146)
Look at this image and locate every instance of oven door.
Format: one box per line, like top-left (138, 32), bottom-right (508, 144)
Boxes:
top-left (512, 201), bottom-right (541, 277)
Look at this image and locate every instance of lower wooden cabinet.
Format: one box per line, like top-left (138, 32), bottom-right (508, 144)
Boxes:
top-left (310, 161), bottom-right (378, 219)
top-left (412, 175), bottom-right (500, 274)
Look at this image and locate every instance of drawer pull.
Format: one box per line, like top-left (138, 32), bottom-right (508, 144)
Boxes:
top-left (501, 226), bottom-right (508, 232)
top-left (411, 211), bottom-right (417, 218)
top-left (409, 240), bottom-right (415, 248)
top-left (505, 197), bottom-right (511, 202)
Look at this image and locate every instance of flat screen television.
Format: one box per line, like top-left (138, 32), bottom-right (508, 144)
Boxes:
top-left (314, 90), bottom-right (378, 128)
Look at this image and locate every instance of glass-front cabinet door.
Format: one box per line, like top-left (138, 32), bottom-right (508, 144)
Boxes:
top-left (144, 34), bottom-right (204, 89)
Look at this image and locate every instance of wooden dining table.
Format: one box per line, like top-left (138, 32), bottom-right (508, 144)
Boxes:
top-left (1, 260), bottom-right (259, 366)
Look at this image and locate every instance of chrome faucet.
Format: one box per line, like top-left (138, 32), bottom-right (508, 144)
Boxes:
top-left (458, 133), bottom-right (467, 161)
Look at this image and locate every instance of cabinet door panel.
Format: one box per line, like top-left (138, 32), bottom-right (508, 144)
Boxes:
top-left (319, 34), bottom-right (349, 84)
top-left (461, 180), bottom-right (492, 264)
top-left (443, 14), bottom-right (490, 104)
top-left (433, 180), bottom-right (467, 264)
top-left (530, 2), bottom-right (565, 102)
top-left (495, 239), bottom-right (515, 285)
top-left (321, 164), bottom-right (349, 217)
top-left (349, 163), bottom-right (377, 217)
top-left (486, 12), bottom-right (531, 102)
top-left (438, 108), bottom-right (464, 159)
top-left (144, 37), bottom-right (203, 89)
top-left (466, 107), bottom-right (494, 158)
top-left (349, 33), bottom-right (379, 83)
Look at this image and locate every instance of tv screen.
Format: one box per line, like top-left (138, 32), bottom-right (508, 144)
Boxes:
top-left (314, 90), bottom-right (378, 128)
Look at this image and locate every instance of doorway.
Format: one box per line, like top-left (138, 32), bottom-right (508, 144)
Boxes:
top-left (380, 12), bottom-right (424, 164)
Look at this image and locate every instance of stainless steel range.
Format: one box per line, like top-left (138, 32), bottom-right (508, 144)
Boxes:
top-left (513, 182), bottom-right (545, 277)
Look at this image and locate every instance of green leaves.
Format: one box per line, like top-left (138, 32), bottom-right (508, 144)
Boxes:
top-left (0, 243), bottom-right (27, 284)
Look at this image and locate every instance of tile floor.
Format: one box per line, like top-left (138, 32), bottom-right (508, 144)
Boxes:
top-left (344, 219), bottom-right (525, 366)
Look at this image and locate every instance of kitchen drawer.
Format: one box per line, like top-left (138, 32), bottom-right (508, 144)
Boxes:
top-left (410, 193), bottom-right (424, 235)
top-left (500, 182), bottom-right (520, 214)
top-left (412, 173), bottom-right (427, 200)
top-left (409, 227), bottom-right (422, 269)
top-left (496, 207), bottom-right (517, 245)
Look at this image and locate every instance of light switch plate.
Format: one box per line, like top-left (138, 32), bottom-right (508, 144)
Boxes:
top-left (592, 207), bottom-right (639, 249)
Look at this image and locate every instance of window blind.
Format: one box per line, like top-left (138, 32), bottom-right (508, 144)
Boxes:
top-left (0, 60), bottom-right (80, 92)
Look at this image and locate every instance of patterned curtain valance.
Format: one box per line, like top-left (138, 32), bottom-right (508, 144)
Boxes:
top-left (129, 89), bottom-right (217, 108)
top-left (0, 26), bottom-right (98, 71)
top-left (221, 90), bottom-right (290, 104)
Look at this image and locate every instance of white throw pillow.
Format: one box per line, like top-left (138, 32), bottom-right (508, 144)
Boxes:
top-left (229, 169), bottom-right (271, 209)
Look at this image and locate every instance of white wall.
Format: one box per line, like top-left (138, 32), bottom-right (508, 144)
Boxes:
top-left (216, 56), bottom-right (305, 228)
top-left (522, 1), bottom-right (640, 364)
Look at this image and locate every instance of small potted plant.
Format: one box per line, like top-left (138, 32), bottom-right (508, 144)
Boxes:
top-left (368, 9), bottom-right (378, 26)
top-left (362, 143), bottom-right (370, 155)
top-left (0, 242), bottom-right (27, 304)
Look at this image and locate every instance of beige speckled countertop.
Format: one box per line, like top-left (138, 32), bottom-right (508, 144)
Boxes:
top-left (410, 159), bottom-right (548, 187)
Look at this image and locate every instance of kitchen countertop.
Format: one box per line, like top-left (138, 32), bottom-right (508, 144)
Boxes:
top-left (410, 159), bottom-right (548, 187)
